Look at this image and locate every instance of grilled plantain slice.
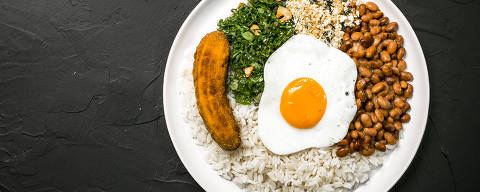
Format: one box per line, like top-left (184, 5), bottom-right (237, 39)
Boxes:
top-left (193, 31), bottom-right (240, 150)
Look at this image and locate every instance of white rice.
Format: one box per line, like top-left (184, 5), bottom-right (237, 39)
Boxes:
top-left (179, 54), bottom-right (394, 191)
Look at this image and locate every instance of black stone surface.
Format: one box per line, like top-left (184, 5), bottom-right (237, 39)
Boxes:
top-left (0, 0), bottom-right (479, 191)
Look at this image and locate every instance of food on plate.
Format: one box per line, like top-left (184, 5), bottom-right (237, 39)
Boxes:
top-left (218, 0), bottom-right (295, 105)
top-left (258, 34), bottom-right (357, 155)
top-left (193, 31), bottom-right (240, 150)
top-left (336, 2), bottom-right (413, 157)
top-left (181, 0), bottom-right (414, 191)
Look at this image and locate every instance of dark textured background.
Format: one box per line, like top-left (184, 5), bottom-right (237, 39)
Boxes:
top-left (0, 0), bottom-right (479, 191)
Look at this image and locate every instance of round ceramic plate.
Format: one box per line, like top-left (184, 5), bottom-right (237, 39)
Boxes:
top-left (163, 0), bottom-right (429, 191)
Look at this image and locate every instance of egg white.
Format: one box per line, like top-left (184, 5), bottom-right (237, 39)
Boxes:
top-left (258, 34), bottom-right (357, 155)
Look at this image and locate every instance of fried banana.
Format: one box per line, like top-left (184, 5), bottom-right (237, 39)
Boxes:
top-left (193, 31), bottom-right (240, 150)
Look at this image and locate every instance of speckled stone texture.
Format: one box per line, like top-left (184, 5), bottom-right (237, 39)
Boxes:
top-left (0, 0), bottom-right (478, 191)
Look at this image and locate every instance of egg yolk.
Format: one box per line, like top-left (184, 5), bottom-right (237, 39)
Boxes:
top-left (280, 77), bottom-right (327, 129)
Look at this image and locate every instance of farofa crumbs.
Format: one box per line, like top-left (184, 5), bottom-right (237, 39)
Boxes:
top-left (286, 0), bottom-right (360, 48)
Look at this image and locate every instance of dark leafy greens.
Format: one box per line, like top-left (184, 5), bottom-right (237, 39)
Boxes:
top-left (218, 0), bottom-right (295, 105)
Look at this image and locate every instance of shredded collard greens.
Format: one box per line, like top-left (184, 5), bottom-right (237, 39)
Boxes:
top-left (218, 0), bottom-right (295, 105)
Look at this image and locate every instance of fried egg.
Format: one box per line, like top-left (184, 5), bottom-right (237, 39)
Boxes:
top-left (258, 34), bottom-right (357, 155)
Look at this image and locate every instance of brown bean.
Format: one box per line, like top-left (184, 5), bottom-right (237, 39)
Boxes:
top-left (365, 46), bottom-right (376, 58)
top-left (352, 24), bottom-right (361, 32)
top-left (380, 140), bottom-right (387, 145)
top-left (397, 60), bottom-right (407, 72)
top-left (374, 122), bottom-right (383, 130)
top-left (361, 147), bottom-right (375, 156)
top-left (370, 26), bottom-right (381, 35)
top-left (344, 40), bottom-right (353, 51)
top-left (380, 51), bottom-right (391, 62)
top-left (372, 97), bottom-right (380, 111)
top-left (358, 131), bottom-right (365, 140)
top-left (358, 66), bottom-right (372, 77)
top-left (394, 121), bottom-right (403, 131)
top-left (376, 129), bottom-right (384, 140)
top-left (371, 74), bottom-right (381, 83)
top-left (343, 33), bottom-right (351, 41)
top-left (384, 122), bottom-right (395, 132)
top-left (336, 147), bottom-right (350, 157)
top-left (377, 32), bottom-right (388, 40)
top-left (364, 32), bottom-right (372, 38)
top-left (388, 32), bottom-right (397, 39)
top-left (404, 84), bottom-right (413, 98)
top-left (400, 71), bottom-right (413, 81)
top-left (352, 44), bottom-right (366, 58)
top-left (382, 108), bottom-right (389, 117)
top-left (374, 142), bottom-right (386, 151)
top-left (356, 98), bottom-right (362, 109)
top-left (354, 140), bottom-right (361, 151)
top-left (389, 107), bottom-right (402, 119)
top-left (378, 87), bottom-right (389, 97)
top-left (358, 4), bottom-right (367, 15)
top-left (400, 113), bottom-right (411, 123)
top-left (391, 66), bottom-right (400, 76)
top-left (361, 12), bottom-right (373, 22)
top-left (369, 60), bottom-right (383, 69)
top-left (397, 47), bottom-right (406, 59)
top-left (393, 82), bottom-right (402, 95)
top-left (374, 108), bottom-right (384, 122)
top-left (385, 76), bottom-right (396, 85)
top-left (364, 128), bottom-right (377, 137)
top-left (396, 35), bottom-right (404, 47)
top-left (370, 83), bottom-right (382, 94)
top-left (349, 142), bottom-right (354, 152)
top-left (351, 32), bottom-right (363, 41)
top-left (381, 65), bottom-right (393, 76)
top-left (402, 102), bottom-right (411, 113)
top-left (337, 139), bottom-right (349, 146)
top-left (354, 120), bottom-right (363, 131)
top-left (364, 135), bottom-right (372, 146)
top-left (400, 80), bottom-right (408, 88)
top-left (360, 35), bottom-right (374, 47)
top-left (366, 2), bottom-right (379, 11)
top-left (346, 48), bottom-right (354, 56)
top-left (384, 132), bottom-right (396, 145)
top-left (387, 41), bottom-right (398, 54)
top-left (385, 22), bottom-right (398, 32)
top-left (373, 11), bottom-right (383, 19)
top-left (365, 101), bottom-right (374, 111)
top-left (370, 112), bottom-right (378, 123)
top-left (351, 130), bottom-right (359, 139)
top-left (360, 113), bottom-right (373, 127)
top-left (392, 60), bottom-right (398, 67)
top-left (385, 91), bottom-right (395, 101)
top-left (377, 96), bottom-right (391, 109)
top-left (340, 44), bottom-right (348, 52)
top-left (366, 88), bottom-right (373, 99)
top-left (356, 78), bottom-right (367, 90)
top-left (373, 68), bottom-right (383, 76)
top-left (372, 36), bottom-right (382, 47)
top-left (358, 58), bottom-right (369, 67)
top-left (379, 17), bottom-right (389, 25)
top-left (361, 22), bottom-right (368, 33)
top-left (369, 19), bottom-right (380, 26)
top-left (357, 90), bottom-right (367, 102)
top-left (393, 97), bottom-right (405, 108)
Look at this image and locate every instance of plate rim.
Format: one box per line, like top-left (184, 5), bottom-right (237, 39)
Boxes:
top-left (163, 0), bottom-right (430, 191)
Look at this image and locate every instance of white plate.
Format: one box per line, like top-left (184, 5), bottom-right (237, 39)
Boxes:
top-left (163, 0), bottom-right (429, 191)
